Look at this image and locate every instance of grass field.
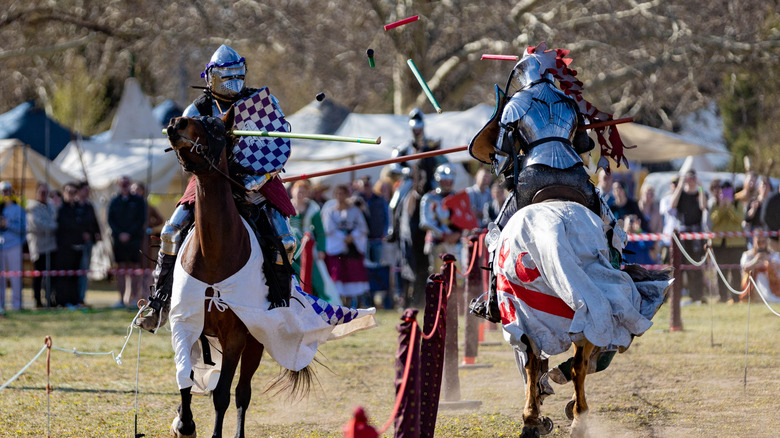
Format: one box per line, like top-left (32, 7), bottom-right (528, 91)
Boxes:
top-left (1, 283), bottom-right (779, 437)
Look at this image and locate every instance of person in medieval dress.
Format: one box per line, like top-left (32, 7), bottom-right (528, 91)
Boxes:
top-left (135, 45), bottom-right (297, 331)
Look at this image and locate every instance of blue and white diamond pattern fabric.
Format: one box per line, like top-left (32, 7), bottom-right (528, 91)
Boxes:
top-left (233, 87), bottom-right (291, 175)
top-left (299, 283), bottom-right (358, 326)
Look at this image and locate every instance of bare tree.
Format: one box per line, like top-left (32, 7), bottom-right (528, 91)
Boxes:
top-left (1, 0), bottom-right (778, 140)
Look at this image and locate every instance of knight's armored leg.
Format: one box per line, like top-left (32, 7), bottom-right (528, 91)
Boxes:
top-left (253, 202), bottom-right (297, 309)
top-left (135, 204), bottom-right (193, 332)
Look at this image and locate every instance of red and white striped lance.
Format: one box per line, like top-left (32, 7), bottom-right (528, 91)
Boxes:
top-left (0, 268), bottom-right (152, 278)
top-left (626, 230), bottom-right (779, 242)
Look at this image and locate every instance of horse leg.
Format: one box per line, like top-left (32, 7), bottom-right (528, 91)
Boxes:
top-left (211, 317), bottom-right (247, 438)
top-left (520, 347), bottom-right (544, 438)
top-left (234, 336), bottom-right (264, 438)
top-left (570, 340), bottom-right (596, 438)
top-left (171, 387), bottom-right (196, 438)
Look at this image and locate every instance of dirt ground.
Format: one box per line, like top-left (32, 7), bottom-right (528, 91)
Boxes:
top-left (0, 285), bottom-right (778, 437)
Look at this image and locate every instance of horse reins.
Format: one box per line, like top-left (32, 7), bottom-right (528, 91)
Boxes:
top-left (168, 132), bottom-right (250, 191)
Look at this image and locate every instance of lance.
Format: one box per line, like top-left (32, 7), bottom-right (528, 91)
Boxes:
top-left (283, 146), bottom-right (468, 182)
top-left (162, 128), bottom-right (381, 144)
top-left (578, 117), bottom-right (633, 131)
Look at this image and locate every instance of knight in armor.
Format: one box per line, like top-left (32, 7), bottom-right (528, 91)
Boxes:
top-left (387, 109), bottom-right (447, 307)
top-left (419, 164), bottom-right (462, 273)
top-left (468, 43), bottom-right (628, 321)
top-left (468, 42), bottom-right (639, 397)
top-left (135, 44), bottom-right (297, 332)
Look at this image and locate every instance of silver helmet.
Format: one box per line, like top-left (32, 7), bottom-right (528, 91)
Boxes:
top-left (512, 51), bottom-right (554, 90)
top-left (409, 107), bottom-right (425, 144)
top-left (433, 163), bottom-right (455, 193)
top-left (201, 45), bottom-right (246, 99)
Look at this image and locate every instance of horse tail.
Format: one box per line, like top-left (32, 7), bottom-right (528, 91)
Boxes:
top-left (264, 363), bottom-right (319, 402)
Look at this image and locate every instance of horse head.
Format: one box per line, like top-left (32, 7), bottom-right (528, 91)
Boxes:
top-left (166, 107), bottom-right (236, 173)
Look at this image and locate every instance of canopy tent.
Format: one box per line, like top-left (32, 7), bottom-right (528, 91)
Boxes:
top-left (54, 78), bottom-right (188, 279)
top-left (0, 139), bottom-right (75, 199)
top-left (282, 103), bottom-right (497, 191)
top-left (0, 101), bottom-right (73, 159)
top-left (282, 102), bottom-right (729, 191)
top-left (616, 122), bottom-right (727, 164)
top-left (56, 77), bottom-right (184, 194)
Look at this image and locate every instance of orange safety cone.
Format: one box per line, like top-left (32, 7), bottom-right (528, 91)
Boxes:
top-left (478, 321), bottom-right (486, 343)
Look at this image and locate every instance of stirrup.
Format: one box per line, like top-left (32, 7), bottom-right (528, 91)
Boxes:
top-left (469, 293), bottom-right (501, 324)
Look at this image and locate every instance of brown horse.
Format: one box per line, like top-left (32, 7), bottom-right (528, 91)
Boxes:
top-left (165, 109), bottom-right (309, 438)
top-left (489, 200), bottom-right (671, 438)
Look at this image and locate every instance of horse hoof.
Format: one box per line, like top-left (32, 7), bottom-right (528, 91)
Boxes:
top-left (520, 425), bottom-right (541, 438)
top-left (170, 416), bottom-right (196, 438)
top-left (570, 413), bottom-right (589, 438)
top-left (539, 416), bottom-right (554, 435)
top-left (565, 399), bottom-right (575, 420)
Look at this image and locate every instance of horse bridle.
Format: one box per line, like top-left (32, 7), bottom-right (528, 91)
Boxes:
top-left (167, 116), bottom-right (247, 190)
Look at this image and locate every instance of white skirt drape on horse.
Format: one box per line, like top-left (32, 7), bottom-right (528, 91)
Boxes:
top-left (170, 218), bottom-right (377, 392)
top-left (495, 201), bottom-right (669, 361)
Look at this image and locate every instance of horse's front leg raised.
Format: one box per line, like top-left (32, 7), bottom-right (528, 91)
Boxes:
top-left (171, 387), bottom-right (196, 438)
top-left (570, 340), bottom-right (596, 438)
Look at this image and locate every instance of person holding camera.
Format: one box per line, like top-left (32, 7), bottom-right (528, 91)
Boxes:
top-left (739, 229), bottom-right (780, 303)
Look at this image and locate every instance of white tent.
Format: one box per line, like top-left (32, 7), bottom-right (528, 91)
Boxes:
top-left (55, 78), bottom-right (183, 194)
top-left (283, 102), bottom-right (731, 190)
top-left (54, 78), bottom-right (186, 278)
top-left (616, 122), bottom-right (727, 164)
top-left (283, 104), bottom-right (497, 191)
top-left (0, 138), bottom-right (74, 197)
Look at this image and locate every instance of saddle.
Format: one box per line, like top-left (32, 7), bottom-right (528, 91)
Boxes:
top-left (531, 185), bottom-right (588, 207)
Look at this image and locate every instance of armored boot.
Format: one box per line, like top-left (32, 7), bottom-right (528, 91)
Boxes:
top-left (134, 252), bottom-right (177, 332)
top-left (251, 202), bottom-right (296, 309)
top-left (134, 203), bottom-right (192, 332)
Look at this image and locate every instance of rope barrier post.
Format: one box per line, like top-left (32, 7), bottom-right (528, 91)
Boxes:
top-left (439, 254), bottom-right (461, 403)
top-left (437, 254), bottom-right (482, 412)
top-left (670, 231), bottom-right (684, 331)
top-left (462, 236), bottom-right (481, 365)
top-left (419, 274), bottom-right (447, 437)
top-left (393, 309), bottom-right (420, 437)
top-left (44, 336), bottom-right (52, 438)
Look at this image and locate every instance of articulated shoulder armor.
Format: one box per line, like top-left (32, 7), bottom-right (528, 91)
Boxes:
top-left (513, 83), bottom-right (581, 170)
top-left (419, 191), bottom-right (451, 239)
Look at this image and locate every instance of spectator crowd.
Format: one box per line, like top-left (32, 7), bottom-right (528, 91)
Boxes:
top-left (0, 176), bottom-right (158, 317)
top-left (3, 164), bottom-right (780, 317)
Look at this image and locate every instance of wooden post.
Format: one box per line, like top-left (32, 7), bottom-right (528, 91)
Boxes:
top-left (462, 236), bottom-right (480, 364)
top-left (394, 309), bottom-right (421, 438)
top-left (419, 274), bottom-right (447, 437)
top-left (439, 254), bottom-right (460, 402)
top-left (670, 231), bottom-right (683, 331)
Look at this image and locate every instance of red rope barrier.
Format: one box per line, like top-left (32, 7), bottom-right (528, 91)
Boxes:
top-left (0, 268), bottom-right (153, 278)
top-left (626, 229), bottom-right (779, 242)
top-left (420, 281), bottom-right (445, 340)
top-left (377, 320), bottom-right (418, 435)
top-left (455, 238), bottom-right (481, 277)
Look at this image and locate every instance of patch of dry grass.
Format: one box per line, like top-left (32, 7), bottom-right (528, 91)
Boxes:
top-left (1, 286), bottom-right (779, 437)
